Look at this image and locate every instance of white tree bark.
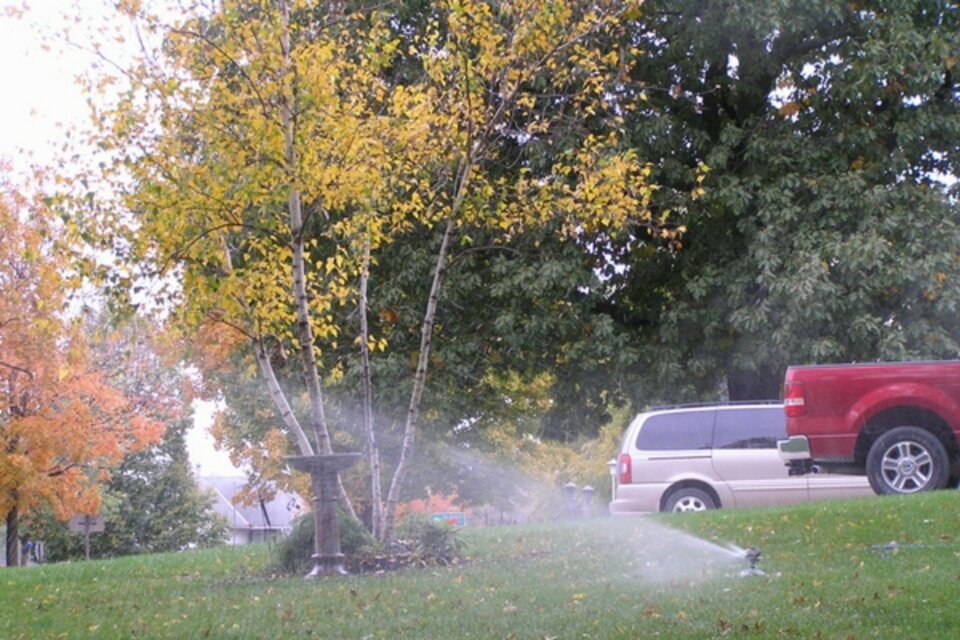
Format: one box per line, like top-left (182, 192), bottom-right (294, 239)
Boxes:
top-left (255, 338), bottom-right (314, 456)
top-left (279, 0), bottom-right (355, 518)
top-left (382, 214), bottom-right (458, 543)
top-left (358, 240), bottom-right (384, 539)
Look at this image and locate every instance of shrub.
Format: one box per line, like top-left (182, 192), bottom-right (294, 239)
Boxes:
top-left (272, 511), bottom-right (465, 575)
top-left (395, 515), bottom-right (464, 565)
top-left (271, 509), bottom-right (376, 575)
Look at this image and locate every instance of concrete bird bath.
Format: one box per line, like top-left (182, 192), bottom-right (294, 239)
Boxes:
top-left (285, 453), bottom-right (362, 578)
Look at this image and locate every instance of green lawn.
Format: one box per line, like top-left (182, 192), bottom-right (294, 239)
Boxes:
top-left (3, 491), bottom-right (960, 639)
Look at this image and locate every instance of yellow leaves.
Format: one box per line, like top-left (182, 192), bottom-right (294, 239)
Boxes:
top-left (354, 334), bottom-right (390, 354)
top-left (527, 137), bottom-right (659, 239)
top-left (71, 0), bottom-right (677, 505)
top-left (692, 162), bottom-right (710, 200)
top-left (622, 1), bottom-right (643, 21)
top-left (778, 101), bottom-right (803, 118)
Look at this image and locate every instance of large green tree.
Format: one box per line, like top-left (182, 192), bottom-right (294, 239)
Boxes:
top-left (389, 0), bottom-right (960, 433)
top-left (599, 0), bottom-right (960, 402)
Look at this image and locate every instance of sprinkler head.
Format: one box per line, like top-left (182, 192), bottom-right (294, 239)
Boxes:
top-left (738, 546), bottom-right (766, 577)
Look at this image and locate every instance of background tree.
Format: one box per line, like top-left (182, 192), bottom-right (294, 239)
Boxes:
top-left (336, 0), bottom-right (960, 442)
top-left (0, 183), bottom-right (164, 566)
top-left (25, 409), bottom-right (227, 561)
top-left (585, 0), bottom-right (960, 403)
top-left (22, 316), bottom-right (227, 561)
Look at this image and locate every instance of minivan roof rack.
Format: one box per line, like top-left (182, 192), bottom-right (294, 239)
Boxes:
top-left (646, 399), bottom-right (781, 411)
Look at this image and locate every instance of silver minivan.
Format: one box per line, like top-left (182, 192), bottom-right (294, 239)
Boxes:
top-left (609, 403), bottom-right (873, 514)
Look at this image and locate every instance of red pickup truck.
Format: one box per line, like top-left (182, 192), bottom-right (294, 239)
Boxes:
top-left (777, 361), bottom-right (960, 495)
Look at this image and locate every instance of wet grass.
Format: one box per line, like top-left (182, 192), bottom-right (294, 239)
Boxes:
top-left (2, 490), bottom-right (960, 638)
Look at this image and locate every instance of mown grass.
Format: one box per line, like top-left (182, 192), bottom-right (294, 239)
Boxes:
top-left (3, 491), bottom-right (960, 639)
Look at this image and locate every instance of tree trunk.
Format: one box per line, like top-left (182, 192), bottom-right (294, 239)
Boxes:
top-left (727, 366), bottom-right (783, 401)
top-left (358, 240), bottom-right (384, 540)
top-left (279, 1), bottom-right (355, 520)
top-left (381, 146), bottom-right (476, 543)
top-left (280, 0), bottom-right (331, 457)
top-left (5, 505), bottom-right (19, 568)
top-left (256, 338), bottom-right (314, 456)
top-left (381, 215), bottom-right (458, 543)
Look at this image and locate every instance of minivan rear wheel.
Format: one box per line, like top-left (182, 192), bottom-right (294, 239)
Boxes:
top-left (663, 487), bottom-right (717, 513)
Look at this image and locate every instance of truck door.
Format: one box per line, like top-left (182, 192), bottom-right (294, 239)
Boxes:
top-left (710, 406), bottom-right (810, 507)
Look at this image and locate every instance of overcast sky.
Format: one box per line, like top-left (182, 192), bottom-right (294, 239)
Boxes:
top-left (0, 2), bottom-right (89, 170)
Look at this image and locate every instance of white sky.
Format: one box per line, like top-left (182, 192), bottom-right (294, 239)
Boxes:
top-left (0, 2), bottom-right (89, 170)
top-left (190, 399), bottom-right (244, 477)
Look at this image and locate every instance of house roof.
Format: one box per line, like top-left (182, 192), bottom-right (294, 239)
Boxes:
top-left (198, 476), bottom-right (306, 530)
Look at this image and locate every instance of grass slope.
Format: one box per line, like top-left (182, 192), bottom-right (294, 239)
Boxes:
top-left (2, 491), bottom-right (960, 639)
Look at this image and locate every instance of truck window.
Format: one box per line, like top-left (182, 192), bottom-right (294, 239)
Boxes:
top-left (713, 407), bottom-right (785, 449)
top-left (636, 411), bottom-right (714, 450)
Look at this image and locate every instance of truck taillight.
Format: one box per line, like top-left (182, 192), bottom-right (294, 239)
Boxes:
top-left (618, 453), bottom-right (632, 484)
top-left (784, 381), bottom-right (806, 417)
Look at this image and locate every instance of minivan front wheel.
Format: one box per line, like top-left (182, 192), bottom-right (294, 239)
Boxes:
top-left (663, 487), bottom-right (717, 513)
top-left (865, 426), bottom-right (950, 495)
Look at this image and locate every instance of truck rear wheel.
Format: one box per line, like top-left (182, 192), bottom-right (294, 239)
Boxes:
top-left (865, 426), bottom-right (950, 495)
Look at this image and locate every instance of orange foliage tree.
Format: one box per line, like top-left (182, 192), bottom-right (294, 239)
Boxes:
top-left (0, 184), bottom-right (164, 566)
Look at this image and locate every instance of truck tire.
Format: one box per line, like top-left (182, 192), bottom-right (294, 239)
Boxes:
top-left (662, 487), bottom-right (717, 513)
top-left (865, 426), bottom-right (950, 495)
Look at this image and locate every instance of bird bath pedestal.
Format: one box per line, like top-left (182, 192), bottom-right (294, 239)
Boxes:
top-left (286, 453), bottom-right (362, 578)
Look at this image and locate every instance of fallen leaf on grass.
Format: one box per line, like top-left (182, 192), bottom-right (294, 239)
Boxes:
top-left (642, 605), bottom-right (661, 619)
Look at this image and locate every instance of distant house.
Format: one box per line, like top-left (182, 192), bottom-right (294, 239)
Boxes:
top-left (198, 476), bottom-right (306, 545)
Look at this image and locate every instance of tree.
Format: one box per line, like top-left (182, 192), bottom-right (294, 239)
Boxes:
top-left (75, 0), bottom-right (664, 543)
top-left (33, 317), bottom-right (226, 559)
top-left (0, 182), bottom-right (164, 566)
top-left (25, 410), bottom-right (227, 561)
top-left (592, 0), bottom-right (960, 402)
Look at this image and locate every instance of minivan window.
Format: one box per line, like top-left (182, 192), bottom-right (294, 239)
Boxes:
top-left (636, 411), bottom-right (713, 450)
top-left (713, 407), bottom-right (784, 449)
